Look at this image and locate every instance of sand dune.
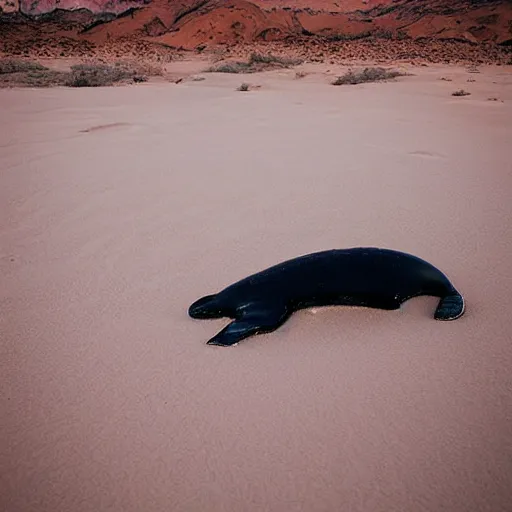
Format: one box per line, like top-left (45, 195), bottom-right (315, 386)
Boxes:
top-left (1, 64), bottom-right (512, 512)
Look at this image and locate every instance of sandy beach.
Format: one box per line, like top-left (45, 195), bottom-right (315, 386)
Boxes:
top-left (1, 63), bottom-right (512, 511)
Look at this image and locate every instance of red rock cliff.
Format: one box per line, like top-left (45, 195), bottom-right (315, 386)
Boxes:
top-left (1, 0), bottom-right (511, 47)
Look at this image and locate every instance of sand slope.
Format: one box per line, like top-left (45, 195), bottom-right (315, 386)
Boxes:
top-left (1, 65), bottom-right (512, 512)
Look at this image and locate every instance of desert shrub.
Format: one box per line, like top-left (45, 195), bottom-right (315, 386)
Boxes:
top-left (65, 63), bottom-right (136, 87)
top-left (325, 31), bottom-right (372, 42)
top-left (0, 58), bottom-right (158, 88)
top-left (375, 29), bottom-right (393, 40)
top-left (452, 89), bottom-right (471, 96)
top-left (115, 59), bottom-right (163, 77)
top-left (332, 67), bottom-right (406, 85)
top-left (207, 53), bottom-right (302, 74)
top-left (376, 5), bottom-right (398, 16)
top-left (247, 53), bottom-right (301, 66)
top-left (207, 61), bottom-right (251, 73)
top-left (21, 70), bottom-right (69, 87)
top-left (0, 58), bottom-right (46, 74)
top-left (237, 82), bottom-right (250, 91)
top-left (0, 59), bottom-right (68, 87)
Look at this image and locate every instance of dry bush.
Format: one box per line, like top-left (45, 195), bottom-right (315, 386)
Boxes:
top-left (65, 63), bottom-right (137, 87)
top-left (0, 59), bottom-right (46, 74)
top-left (332, 67), bottom-right (406, 85)
top-left (207, 61), bottom-right (251, 74)
top-left (0, 59), bottom-right (68, 87)
top-left (0, 70), bottom-right (68, 87)
top-left (115, 59), bottom-right (163, 77)
top-left (295, 71), bottom-right (308, 79)
top-left (207, 53), bottom-right (302, 74)
top-left (247, 53), bottom-right (301, 67)
top-left (0, 58), bottom-right (159, 88)
top-left (325, 32), bottom-right (372, 42)
top-left (237, 82), bottom-right (250, 91)
top-left (452, 89), bottom-right (471, 96)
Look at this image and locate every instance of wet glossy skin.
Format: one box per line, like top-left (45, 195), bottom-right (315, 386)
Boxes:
top-left (189, 248), bottom-right (465, 346)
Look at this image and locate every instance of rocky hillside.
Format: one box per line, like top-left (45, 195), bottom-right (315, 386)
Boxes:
top-left (1, 0), bottom-right (147, 15)
top-left (1, 0), bottom-right (511, 49)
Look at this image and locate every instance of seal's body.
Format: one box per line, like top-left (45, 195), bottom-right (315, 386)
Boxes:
top-left (189, 248), bottom-right (465, 346)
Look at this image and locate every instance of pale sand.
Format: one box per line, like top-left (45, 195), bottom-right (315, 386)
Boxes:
top-left (1, 64), bottom-right (512, 512)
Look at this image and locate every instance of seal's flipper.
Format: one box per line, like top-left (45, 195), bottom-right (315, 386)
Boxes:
top-left (434, 292), bottom-right (465, 320)
top-left (206, 304), bottom-right (290, 346)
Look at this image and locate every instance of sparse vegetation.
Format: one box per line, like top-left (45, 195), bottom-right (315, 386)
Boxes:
top-left (207, 53), bottom-right (302, 74)
top-left (120, 59), bottom-right (163, 77)
top-left (248, 53), bottom-right (301, 66)
top-left (332, 67), bottom-right (407, 86)
top-left (295, 71), bottom-right (307, 79)
top-left (65, 63), bottom-right (137, 87)
top-left (0, 59), bottom-right (69, 87)
top-left (0, 58), bottom-right (161, 88)
top-left (237, 82), bottom-right (250, 91)
top-left (325, 31), bottom-right (372, 42)
top-left (467, 77), bottom-right (476, 82)
top-left (0, 59), bottom-right (47, 74)
top-left (452, 89), bottom-right (471, 96)
top-left (374, 4), bottom-right (398, 16)
top-left (375, 29), bottom-right (393, 40)
top-left (325, 28), bottom-right (408, 41)
top-left (439, 77), bottom-right (453, 81)
top-left (208, 61), bottom-right (251, 74)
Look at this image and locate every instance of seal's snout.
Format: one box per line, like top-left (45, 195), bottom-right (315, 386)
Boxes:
top-left (188, 302), bottom-right (211, 319)
top-left (188, 294), bottom-right (224, 319)
top-left (188, 304), bottom-right (205, 319)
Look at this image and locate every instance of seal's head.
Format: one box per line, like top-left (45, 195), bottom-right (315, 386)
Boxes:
top-left (188, 294), bottom-right (226, 319)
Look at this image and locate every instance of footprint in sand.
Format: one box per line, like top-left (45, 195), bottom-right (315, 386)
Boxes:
top-left (80, 122), bottom-right (132, 133)
top-left (408, 150), bottom-right (446, 160)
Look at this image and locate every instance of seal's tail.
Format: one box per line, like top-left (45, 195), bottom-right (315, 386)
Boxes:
top-left (434, 292), bottom-right (465, 321)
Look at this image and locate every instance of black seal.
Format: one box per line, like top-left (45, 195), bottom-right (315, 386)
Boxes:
top-left (189, 248), bottom-right (465, 346)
